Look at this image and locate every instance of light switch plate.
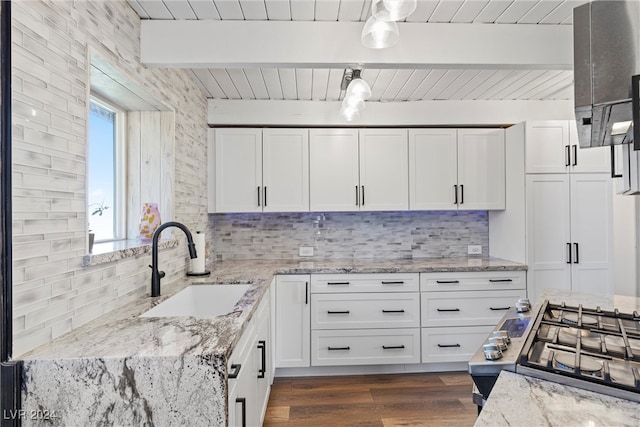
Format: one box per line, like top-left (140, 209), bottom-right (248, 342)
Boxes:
top-left (468, 245), bottom-right (482, 255)
top-left (299, 246), bottom-right (314, 257)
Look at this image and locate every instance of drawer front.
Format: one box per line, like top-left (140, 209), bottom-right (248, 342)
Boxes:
top-left (421, 326), bottom-right (492, 363)
top-left (420, 271), bottom-right (525, 292)
top-left (311, 293), bottom-right (420, 330)
top-left (311, 273), bottom-right (419, 293)
top-left (312, 328), bottom-right (420, 366)
top-left (421, 290), bottom-right (525, 327)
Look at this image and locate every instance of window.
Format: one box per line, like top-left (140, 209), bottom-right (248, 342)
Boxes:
top-left (88, 97), bottom-right (125, 242)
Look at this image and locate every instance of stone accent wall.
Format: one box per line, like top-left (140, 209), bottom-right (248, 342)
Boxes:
top-left (11, 1), bottom-right (208, 356)
top-left (212, 211), bottom-right (489, 260)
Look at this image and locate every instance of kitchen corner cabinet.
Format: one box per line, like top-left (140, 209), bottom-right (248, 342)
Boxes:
top-left (309, 128), bottom-right (409, 212)
top-left (409, 128), bottom-right (505, 211)
top-left (213, 128), bottom-right (309, 213)
top-left (524, 121), bottom-right (609, 174)
top-left (275, 275), bottom-right (311, 368)
top-left (526, 173), bottom-right (613, 300)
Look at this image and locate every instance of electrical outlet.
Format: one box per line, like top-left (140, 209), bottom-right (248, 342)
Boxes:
top-left (468, 245), bottom-right (482, 255)
top-left (299, 246), bottom-right (314, 257)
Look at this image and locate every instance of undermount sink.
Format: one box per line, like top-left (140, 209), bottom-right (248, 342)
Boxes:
top-left (140, 284), bottom-right (252, 318)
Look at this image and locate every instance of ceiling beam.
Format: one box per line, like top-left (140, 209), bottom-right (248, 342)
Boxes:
top-left (141, 21), bottom-right (573, 70)
top-left (208, 99), bottom-right (575, 126)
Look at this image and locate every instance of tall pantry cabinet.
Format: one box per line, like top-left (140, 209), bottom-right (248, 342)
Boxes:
top-left (524, 121), bottom-right (613, 300)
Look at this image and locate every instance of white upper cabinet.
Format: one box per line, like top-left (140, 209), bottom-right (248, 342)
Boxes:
top-left (262, 129), bottom-right (310, 212)
top-left (358, 129), bottom-right (409, 211)
top-left (568, 122), bottom-right (611, 174)
top-left (525, 121), bottom-right (609, 174)
top-left (409, 129), bottom-right (505, 211)
top-left (215, 128), bottom-right (263, 213)
top-left (457, 129), bottom-right (506, 210)
top-left (213, 128), bottom-right (309, 213)
top-left (309, 129), bottom-right (360, 212)
top-left (409, 129), bottom-right (458, 210)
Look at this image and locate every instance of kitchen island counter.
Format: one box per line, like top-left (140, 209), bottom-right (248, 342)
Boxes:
top-left (474, 289), bottom-right (640, 427)
top-left (19, 256), bottom-right (525, 426)
top-left (475, 370), bottom-right (640, 427)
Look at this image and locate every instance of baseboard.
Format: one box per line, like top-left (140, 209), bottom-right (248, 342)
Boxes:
top-left (275, 362), bottom-right (468, 378)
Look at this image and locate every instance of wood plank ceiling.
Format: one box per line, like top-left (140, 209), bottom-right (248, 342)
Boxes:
top-left (128, 0), bottom-right (585, 102)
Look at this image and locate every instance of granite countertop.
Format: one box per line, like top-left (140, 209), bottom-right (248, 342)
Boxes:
top-left (475, 371), bottom-right (640, 427)
top-left (474, 289), bottom-right (640, 427)
top-left (19, 256), bottom-right (526, 362)
top-left (18, 256), bottom-right (526, 425)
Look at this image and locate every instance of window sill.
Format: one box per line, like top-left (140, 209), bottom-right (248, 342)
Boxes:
top-left (82, 238), bottom-right (179, 267)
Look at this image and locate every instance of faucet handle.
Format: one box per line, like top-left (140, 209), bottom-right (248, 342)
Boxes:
top-left (148, 265), bottom-right (166, 279)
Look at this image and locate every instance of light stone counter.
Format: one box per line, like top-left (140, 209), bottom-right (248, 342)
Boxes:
top-left (474, 289), bottom-right (640, 427)
top-left (19, 256), bottom-right (525, 426)
top-left (475, 371), bottom-right (640, 427)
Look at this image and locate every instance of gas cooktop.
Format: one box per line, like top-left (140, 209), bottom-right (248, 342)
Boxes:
top-left (517, 300), bottom-right (640, 403)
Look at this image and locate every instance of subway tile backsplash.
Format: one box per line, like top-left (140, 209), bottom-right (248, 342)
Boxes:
top-left (212, 211), bottom-right (489, 260)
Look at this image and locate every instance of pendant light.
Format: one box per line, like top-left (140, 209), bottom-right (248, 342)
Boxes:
top-left (345, 70), bottom-right (372, 100)
top-left (372, 0), bottom-right (417, 21)
top-left (361, 15), bottom-right (400, 49)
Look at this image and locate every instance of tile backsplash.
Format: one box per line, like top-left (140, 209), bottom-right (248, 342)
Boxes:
top-left (211, 211), bottom-right (488, 260)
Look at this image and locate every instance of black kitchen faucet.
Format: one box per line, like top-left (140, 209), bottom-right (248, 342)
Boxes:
top-left (149, 221), bottom-right (197, 297)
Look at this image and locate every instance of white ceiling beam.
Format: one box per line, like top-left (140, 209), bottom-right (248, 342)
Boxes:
top-left (208, 99), bottom-right (575, 126)
top-left (141, 20), bottom-right (573, 70)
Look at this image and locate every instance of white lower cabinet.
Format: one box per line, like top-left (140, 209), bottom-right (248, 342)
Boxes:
top-left (310, 273), bottom-right (421, 367)
top-left (273, 271), bottom-right (527, 373)
top-left (275, 275), bottom-right (311, 368)
top-left (421, 326), bottom-right (493, 363)
top-left (228, 290), bottom-right (272, 427)
top-left (312, 328), bottom-right (421, 366)
top-left (420, 271), bottom-right (526, 364)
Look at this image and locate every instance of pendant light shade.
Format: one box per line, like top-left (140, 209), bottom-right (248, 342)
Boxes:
top-left (372, 0), bottom-right (417, 21)
top-left (346, 71), bottom-right (372, 101)
top-left (339, 103), bottom-right (361, 122)
top-left (361, 15), bottom-right (399, 49)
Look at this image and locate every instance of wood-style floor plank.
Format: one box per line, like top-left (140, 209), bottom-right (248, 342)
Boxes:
top-left (264, 372), bottom-right (479, 427)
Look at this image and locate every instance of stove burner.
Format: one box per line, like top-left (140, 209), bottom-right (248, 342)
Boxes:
top-left (562, 312), bottom-right (598, 326)
top-left (554, 353), bottom-right (602, 374)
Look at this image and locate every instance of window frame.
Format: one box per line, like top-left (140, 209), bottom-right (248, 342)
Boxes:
top-left (88, 95), bottom-right (127, 243)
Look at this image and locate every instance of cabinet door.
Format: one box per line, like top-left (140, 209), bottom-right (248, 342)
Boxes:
top-left (309, 129), bottom-right (360, 211)
top-left (409, 129), bottom-right (458, 210)
top-left (255, 293), bottom-right (272, 425)
top-left (569, 174), bottom-right (614, 295)
top-left (263, 129), bottom-right (309, 212)
top-left (215, 128), bottom-right (262, 213)
top-left (526, 174), bottom-right (572, 301)
top-left (358, 129), bottom-right (409, 211)
top-left (457, 129), bottom-right (505, 210)
top-left (525, 121), bottom-right (570, 174)
top-left (232, 349), bottom-right (257, 427)
top-left (568, 121), bottom-right (611, 174)
top-left (207, 128), bottom-right (216, 213)
top-left (275, 275), bottom-right (311, 368)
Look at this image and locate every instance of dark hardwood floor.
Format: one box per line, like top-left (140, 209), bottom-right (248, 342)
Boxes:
top-left (264, 372), bottom-right (479, 427)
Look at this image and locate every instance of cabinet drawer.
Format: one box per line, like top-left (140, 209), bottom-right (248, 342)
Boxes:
top-left (420, 271), bottom-right (525, 292)
top-left (312, 328), bottom-right (420, 366)
top-left (311, 273), bottom-right (419, 293)
top-left (421, 290), bottom-right (524, 327)
top-left (421, 326), bottom-right (492, 363)
top-left (311, 293), bottom-right (420, 329)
